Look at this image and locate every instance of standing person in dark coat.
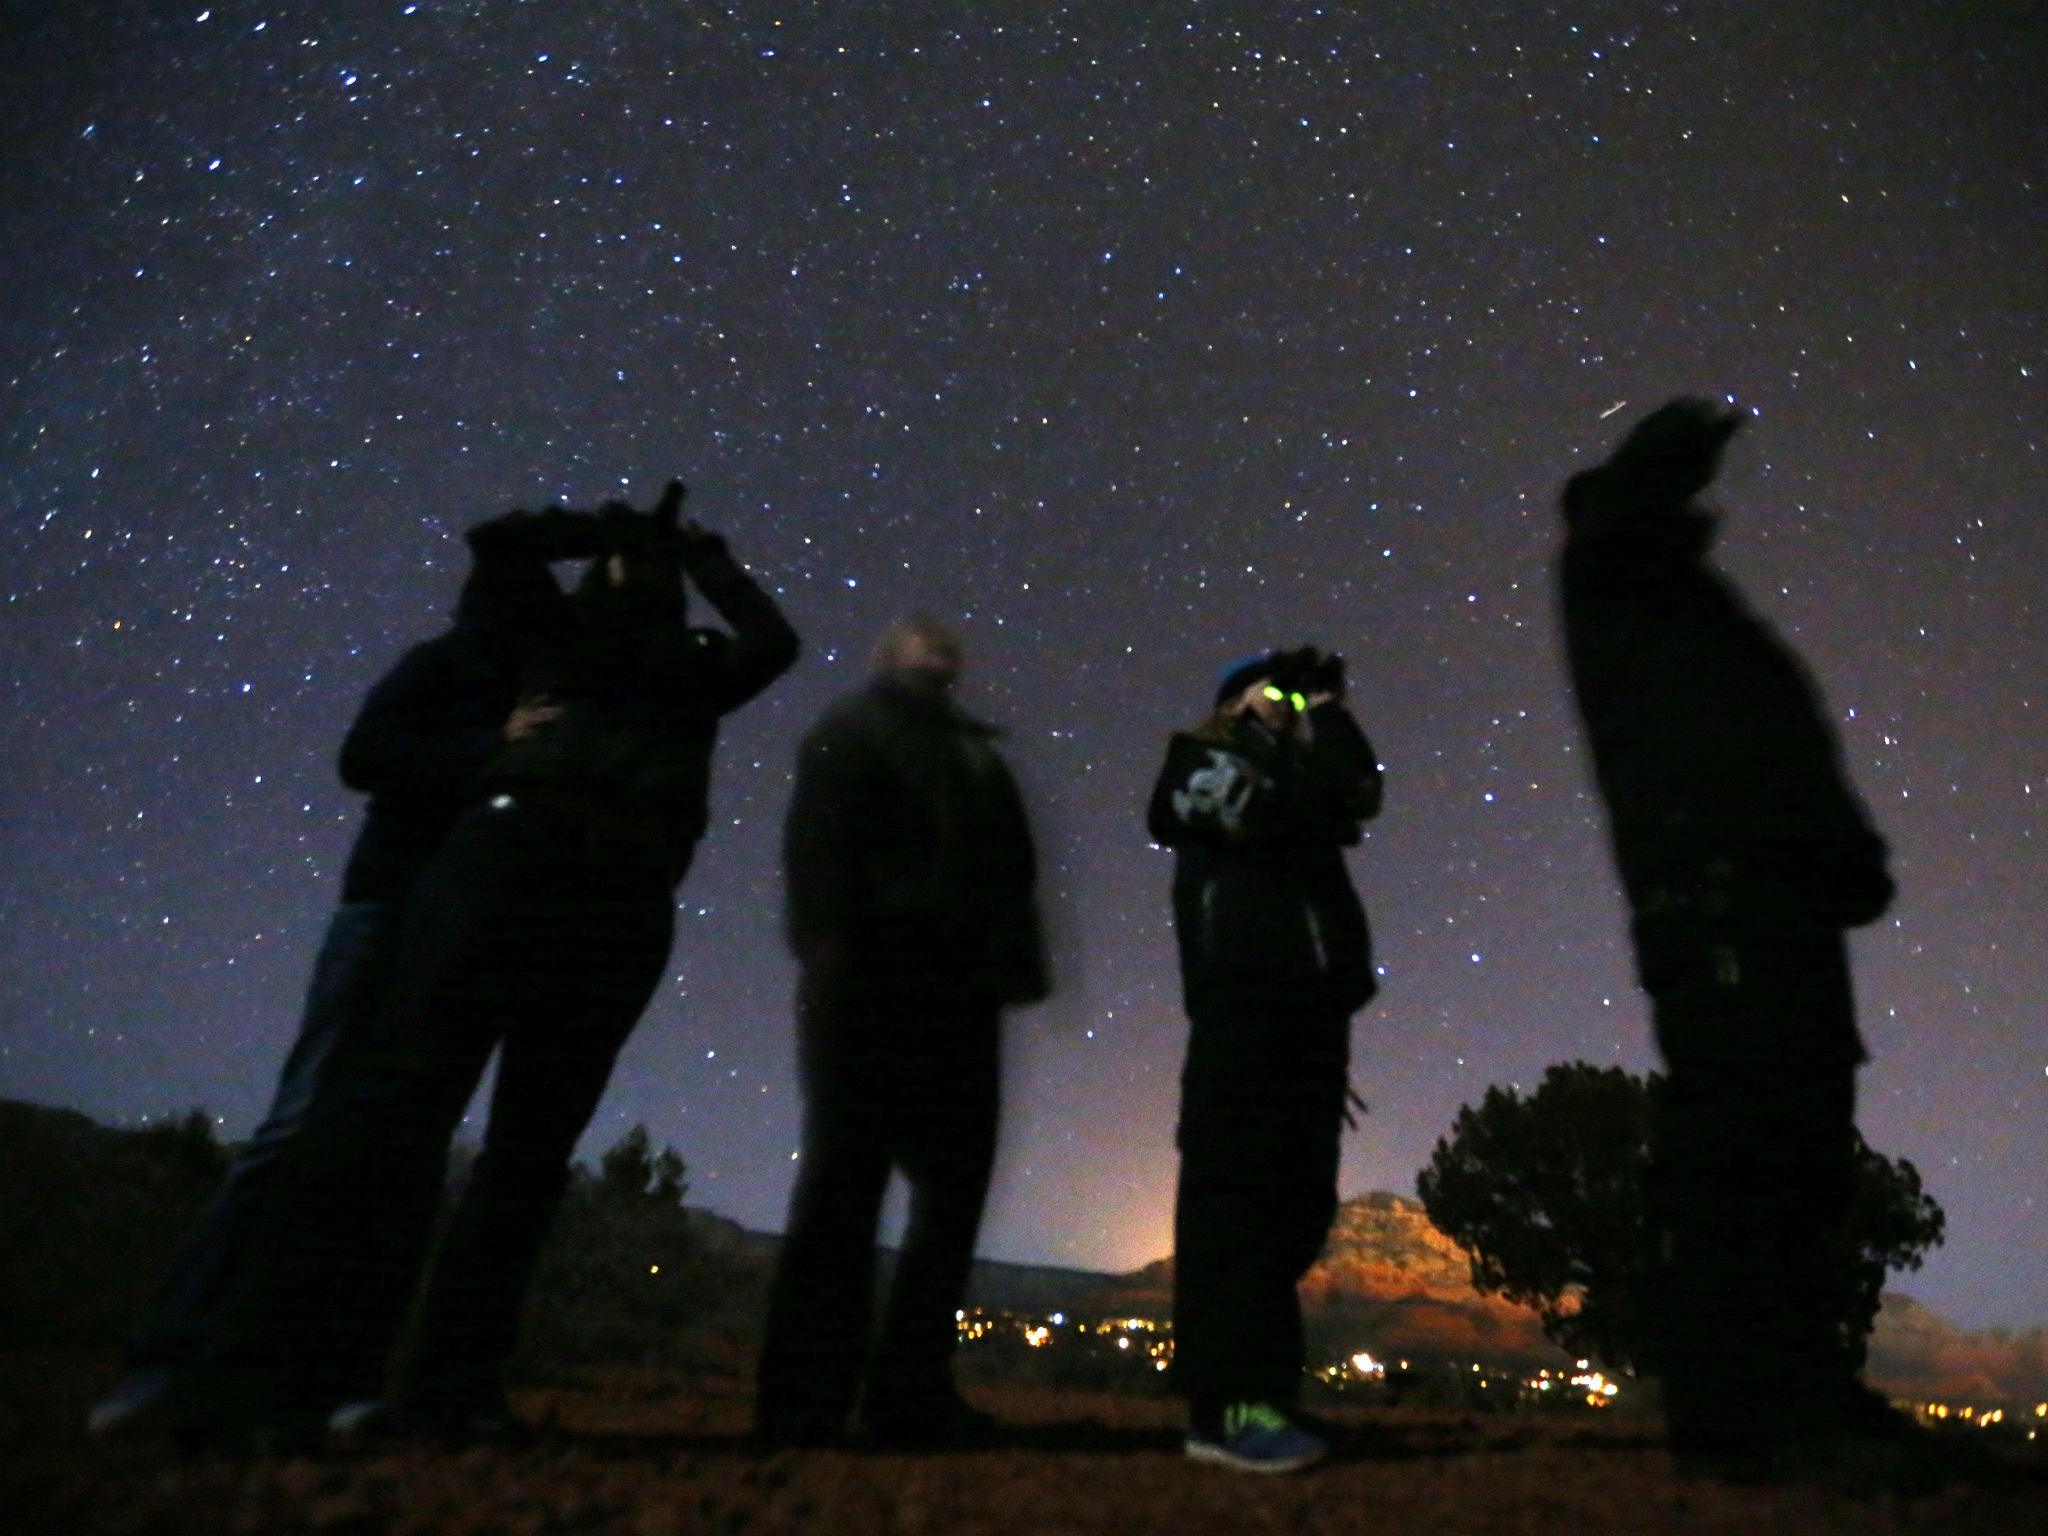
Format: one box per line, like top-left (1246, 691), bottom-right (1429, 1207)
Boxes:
top-left (1147, 647), bottom-right (1381, 1474)
top-left (754, 617), bottom-right (1047, 1448)
top-left (1559, 400), bottom-right (1898, 1474)
top-left (179, 483), bottom-right (798, 1440)
top-left (88, 508), bottom-right (574, 1437)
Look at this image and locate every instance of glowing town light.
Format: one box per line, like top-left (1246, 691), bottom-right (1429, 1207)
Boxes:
top-left (1023, 1326), bottom-right (1051, 1348)
top-left (1350, 1352), bottom-right (1385, 1378)
top-left (1568, 1369), bottom-right (1619, 1406)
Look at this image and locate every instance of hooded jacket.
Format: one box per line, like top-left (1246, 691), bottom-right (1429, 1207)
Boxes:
top-left (1558, 477), bottom-right (1893, 971)
top-left (474, 516), bottom-right (800, 883)
top-left (1147, 703), bottom-right (1381, 1019)
top-left (333, 511), bottom-right (592, 901)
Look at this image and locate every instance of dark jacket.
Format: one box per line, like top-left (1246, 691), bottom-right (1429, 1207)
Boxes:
top-left (477, 518), bottom-right (800, 883)
top-left (341, 508), bottom-right (797, 895)
top-left (784, 680), bottom-right (1047, 1007)
top-left (1558, 492), bottom-right (1892, 971)
top-left (334, 512), bottom-right (586, 901)
top-left (1147, 704), bottom-right (1382, 1019)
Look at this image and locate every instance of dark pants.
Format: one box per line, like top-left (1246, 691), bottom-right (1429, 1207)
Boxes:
top-left (1644, 930), bottom-right (1863, 1457)
top-left (205, 803), bottom-right (675, 1414)
top-left (755, 981), bottom-right (1001, 1435)
top-left (128, 902), bottom-right (397, 1373)
top-left (1172, 1003), bottom-right (1350, 1425)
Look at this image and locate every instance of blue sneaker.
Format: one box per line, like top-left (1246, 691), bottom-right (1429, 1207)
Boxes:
top-left (1185, 1401), bottom-right (1327, 1474)
top-left (86, 1367), bottom-right (176, 1439)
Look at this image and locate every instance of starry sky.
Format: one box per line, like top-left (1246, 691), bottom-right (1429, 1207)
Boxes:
top-left (3, 2), bottom-right (2044, 1330)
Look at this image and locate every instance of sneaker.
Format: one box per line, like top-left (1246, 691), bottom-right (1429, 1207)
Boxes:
top-left (87, 1367), bottom-right (177, 1439)
top-left (326, 1398), bottom-right (400, 1443)
top-left (1185, 1401), bottom-right (1327, 1474)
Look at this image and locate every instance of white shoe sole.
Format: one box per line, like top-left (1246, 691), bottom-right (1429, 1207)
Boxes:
top-left (1184, 1437), bottom-right (1325, 1474)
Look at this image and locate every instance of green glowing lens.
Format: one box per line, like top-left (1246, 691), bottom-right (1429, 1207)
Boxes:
top-left (1291, 693), bottom-right (1308, 713)
top-left (1262, 685), bottom-right (1285, 702)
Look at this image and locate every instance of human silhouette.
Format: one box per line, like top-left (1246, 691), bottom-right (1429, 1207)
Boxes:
top-left (1146, 646), bottom-right (1381, 1473)
top-left (754, 617), bottom-right (1047, 1448)
top-left (168, 484), bottom-right (797, 1442)
top-left (1559, 400), bottom-right (1899, 1474)
top-left (89, 497), bottom-right (579, 1437)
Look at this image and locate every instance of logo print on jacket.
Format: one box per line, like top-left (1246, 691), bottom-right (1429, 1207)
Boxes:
top-left (1173, 749), bottom-right (1258, 834)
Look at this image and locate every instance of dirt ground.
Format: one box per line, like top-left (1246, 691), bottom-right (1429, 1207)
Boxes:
top-left (8, 1350), bottom-right (2047, 1536)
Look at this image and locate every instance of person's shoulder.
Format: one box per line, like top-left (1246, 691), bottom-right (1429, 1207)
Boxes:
top-left (801, 686), bottom-right (888, 748)
top-left (370, 626), bottom-right (473, 683)
top-left (1160, 727), bottom-right (1246, 771)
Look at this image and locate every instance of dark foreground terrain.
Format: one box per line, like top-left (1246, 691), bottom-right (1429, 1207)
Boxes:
top-left (9, 1100), bottom-right (2047, 1532)
top-left (8, 1348), bottom-right (2048, 1536)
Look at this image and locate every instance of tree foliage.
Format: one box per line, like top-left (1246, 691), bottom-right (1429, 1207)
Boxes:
top-left (1415, 1062), bottom-right (1944, 1374)
top-left (598, 1123), bottom-right (688, 1207)
top-left (516, 1124), bottom-right (703, 1375)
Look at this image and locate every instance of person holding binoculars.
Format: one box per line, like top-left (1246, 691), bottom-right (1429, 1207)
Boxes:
top-left (1146, 646), bottom-right (1383, 1474)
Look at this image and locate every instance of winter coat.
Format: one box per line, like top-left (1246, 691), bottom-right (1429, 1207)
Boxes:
top-left (477, 518), bottom-right (800, 883)
top-left (341, 507), bottom-right (797, 895)
top-left (1147, 704), bottom-right (1382, 1019)
top-left (784, 680), bottom-right (1048, 1007)
top-left (1558, 495), bottom-right (1893, 974)
top-left (333, 511), bottom-right (584, 901)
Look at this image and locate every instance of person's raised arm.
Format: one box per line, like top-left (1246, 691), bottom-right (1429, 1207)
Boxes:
top-left (1296, 704), bottom-right (1382, 841)
top-left (677, 521), bottom-right (801, 713)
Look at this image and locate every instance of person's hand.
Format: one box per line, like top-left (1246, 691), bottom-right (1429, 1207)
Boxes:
top-left (675, 517), bottom-right (729, 564)
top-left (503, 694), bottom-right (563, 741)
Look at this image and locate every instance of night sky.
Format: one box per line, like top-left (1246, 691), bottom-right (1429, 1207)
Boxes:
top-left (4, 3), bottom-right (2044, 1330)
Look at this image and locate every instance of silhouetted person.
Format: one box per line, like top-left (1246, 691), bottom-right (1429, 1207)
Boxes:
top-left (1147, 647), bottom-right (1381, 1473)
top-left (89, 503), bottom-right (577, 1437)
top-left (1559, 400), bottom-right (1895, 1473)
top-left (755, 617), bottom-right (1047, 1448)
top-left (180, 484), bottom-right (797, 1440)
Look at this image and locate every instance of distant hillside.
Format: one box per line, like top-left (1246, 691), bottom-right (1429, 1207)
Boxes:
top-left (1075, 1191), bottom-right (1558, 1367)
top-left (0, 1099), bottom-right (226, 1346)
top-left (1866, 1292), bottom-right (2048, 1407)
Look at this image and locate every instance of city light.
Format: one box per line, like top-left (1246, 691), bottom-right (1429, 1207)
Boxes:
top-left (1567, 1368), bottom-right (1620, 1407)
top-left (1917, 1400), bottom-right (2040, 1432)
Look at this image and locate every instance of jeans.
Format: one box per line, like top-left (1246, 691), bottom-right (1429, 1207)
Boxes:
top-left (128, 901), bottom-right (398, 1372)
top-left (202, 804), bottom-right (675, 1413)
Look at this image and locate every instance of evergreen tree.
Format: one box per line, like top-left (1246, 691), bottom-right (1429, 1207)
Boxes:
top-left (1416, 1062), bottom-right (1944, 1372)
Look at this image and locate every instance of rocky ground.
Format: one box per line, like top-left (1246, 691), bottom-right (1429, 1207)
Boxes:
top-left (9, 1350), bottom-right (2048, 1536)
